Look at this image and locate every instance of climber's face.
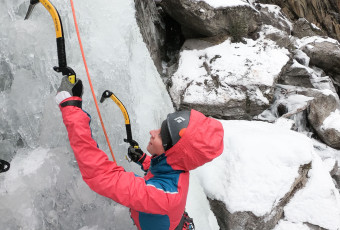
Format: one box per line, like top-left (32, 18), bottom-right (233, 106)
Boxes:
top-left (147, 128), bottom-right (165, 156)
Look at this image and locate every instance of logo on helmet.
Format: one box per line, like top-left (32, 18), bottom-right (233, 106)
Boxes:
top-left (174, 116), bottom-right (186, 123)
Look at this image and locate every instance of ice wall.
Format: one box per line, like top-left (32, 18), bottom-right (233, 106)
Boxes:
top-left (0, 0), bottom-right (173, 229)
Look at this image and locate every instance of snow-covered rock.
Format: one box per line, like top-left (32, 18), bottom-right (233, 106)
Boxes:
top-left (169, 29), bottom-right (290, 119)
top-left (258, 84), bottom-right (340, 149)
top-left (284, 154), bottom-right (340, 230)
top-left (300, 38), bottom-right (340, 86)
top-left (192, 120), bottom-right (320, 229)
top-left (257, 0), bottom-right (340, 41)
top-left (308, 93), bottom-right (340, 149)
top-left (257, 4), bottom-right (292, 34)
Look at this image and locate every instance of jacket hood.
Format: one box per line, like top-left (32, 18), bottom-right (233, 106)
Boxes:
top-left (165, 109), bottom-right (224, 171)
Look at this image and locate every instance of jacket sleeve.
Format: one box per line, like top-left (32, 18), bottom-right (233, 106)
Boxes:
top-left (60, 97), bottom-right (171, 214)
top-left (138, 155), bottom-right (151, 172)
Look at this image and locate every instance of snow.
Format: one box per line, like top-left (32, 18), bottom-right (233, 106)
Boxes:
top-left (192, 120), bottom-right (314, 216)
top-left (321, 109), bottom-right (340, 132)
top-left (294, 49), bottom-right (310, 66)
top-left (284, 154), bottom-right (340, 229)
top-left (190, 120), bottom-right (340, 229)
top-left (261, 4), bottom-right (283, 15)
top-left (295, 36), bottom-right (340, 49)
top-left (274, 117), bottom-right (295, 129)
top-left (323, 157), bottom-right (337, 173)
top-left (170, 30), bottom-right (290, 107)
top-left (186, 174), bottom-right (219, 229)
top-left (280, 94), bottom-right (313, 113)
top-left (273, 220), bottom-right (310, 230)
top-left (260, 4), bottom-right (293, 30)
top-left (313, 139), bottom-right (340, 164)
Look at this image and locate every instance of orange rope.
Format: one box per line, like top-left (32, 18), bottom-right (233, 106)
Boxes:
top-left (69, 0), bottom-right (116, 162)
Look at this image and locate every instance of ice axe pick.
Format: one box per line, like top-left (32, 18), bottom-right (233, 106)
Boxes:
top-left (25, 0), bottom-right (76, 84)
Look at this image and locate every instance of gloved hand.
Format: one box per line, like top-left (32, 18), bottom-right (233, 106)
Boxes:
top-left (56, 76), bottom-right (83, 106)
top-left (128, 146), bottom-right (146, 163)
top-left (57, 76), bottom-right (83, 97)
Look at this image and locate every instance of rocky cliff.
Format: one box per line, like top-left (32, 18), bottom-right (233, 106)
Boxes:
top-left (134, 1), bottom-right (340, 229)
top-left (259, 0), bottom-right (340, 41)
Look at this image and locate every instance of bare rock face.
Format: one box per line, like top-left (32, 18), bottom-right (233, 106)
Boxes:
top-left (208, 163), bottom-right (311, 230)
top-left (134, 0), bottom-right (165, 73)
top-left (159, 0), bottom-right (260, 40)
top-left (292, 18), bottom-right (326, 38)
top-left (258, 0), bottom-right (340, 41)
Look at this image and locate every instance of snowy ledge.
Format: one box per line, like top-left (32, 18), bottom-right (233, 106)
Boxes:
top-left (191, 120), bottom-right (340, 229)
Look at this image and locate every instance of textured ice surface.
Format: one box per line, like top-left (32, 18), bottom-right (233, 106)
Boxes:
top-left (0, 0), bottom-right (173, 229)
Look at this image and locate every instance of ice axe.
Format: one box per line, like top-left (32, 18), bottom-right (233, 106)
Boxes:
top-left (100, 90), bottom-right (140, 149)
top-left (25, 0), bottom-right (76, 84)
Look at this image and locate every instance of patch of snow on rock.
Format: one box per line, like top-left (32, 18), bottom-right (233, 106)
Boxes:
top-left (273, 220), bottom-right (310, 230)
top-left (321, 109), bottom-right (340, 132)
top-left (284, 154), bottom-right (340, 229)
top-left (296, 36), bottom-right (340, 49)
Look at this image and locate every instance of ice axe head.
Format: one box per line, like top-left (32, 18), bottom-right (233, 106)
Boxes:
top-left (100, 90), bottom-right (113, 103)
top-left (24, 0), bottom-right (40, 20)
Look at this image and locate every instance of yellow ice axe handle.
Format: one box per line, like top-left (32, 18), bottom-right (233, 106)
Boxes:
top-left (100, 90), bottom-right (138, 147)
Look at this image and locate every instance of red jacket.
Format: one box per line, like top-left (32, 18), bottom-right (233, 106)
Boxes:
top-left (60, 97), bottom-right (224, 230)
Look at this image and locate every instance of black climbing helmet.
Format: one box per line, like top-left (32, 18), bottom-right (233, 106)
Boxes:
top-left (161, 110), bottom-right (191, 151)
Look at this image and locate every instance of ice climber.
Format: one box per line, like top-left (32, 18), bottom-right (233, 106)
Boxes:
top-left (56, 77), bottom-right (224, 230)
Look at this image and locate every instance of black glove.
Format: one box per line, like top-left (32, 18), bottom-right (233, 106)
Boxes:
top-left (128, 146), bottom-right (146, 163)
top-left (57, 76), bottom-right (83, 98)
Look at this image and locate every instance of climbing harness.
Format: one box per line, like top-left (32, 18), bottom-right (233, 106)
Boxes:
top-left (0, 159), bottom-right (10, 173)
top-left (100, 90), bottom-right (140, 149)
top-left (25, 0), bottom-right (76, 84)
top-left (24, 0), bottom-right (116, 162)
top-left (175, 212), bottom-right (195, 230)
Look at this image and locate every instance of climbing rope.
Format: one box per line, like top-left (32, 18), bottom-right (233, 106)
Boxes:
top-left (69, 0), bottom-right (116, 162)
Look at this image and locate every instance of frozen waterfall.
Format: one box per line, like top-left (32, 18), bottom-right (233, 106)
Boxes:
top-left (0, 0), bottom-right (173, 229)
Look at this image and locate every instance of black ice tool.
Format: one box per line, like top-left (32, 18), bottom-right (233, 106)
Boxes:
top-left (25, 0), bottom-right (76, 84)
